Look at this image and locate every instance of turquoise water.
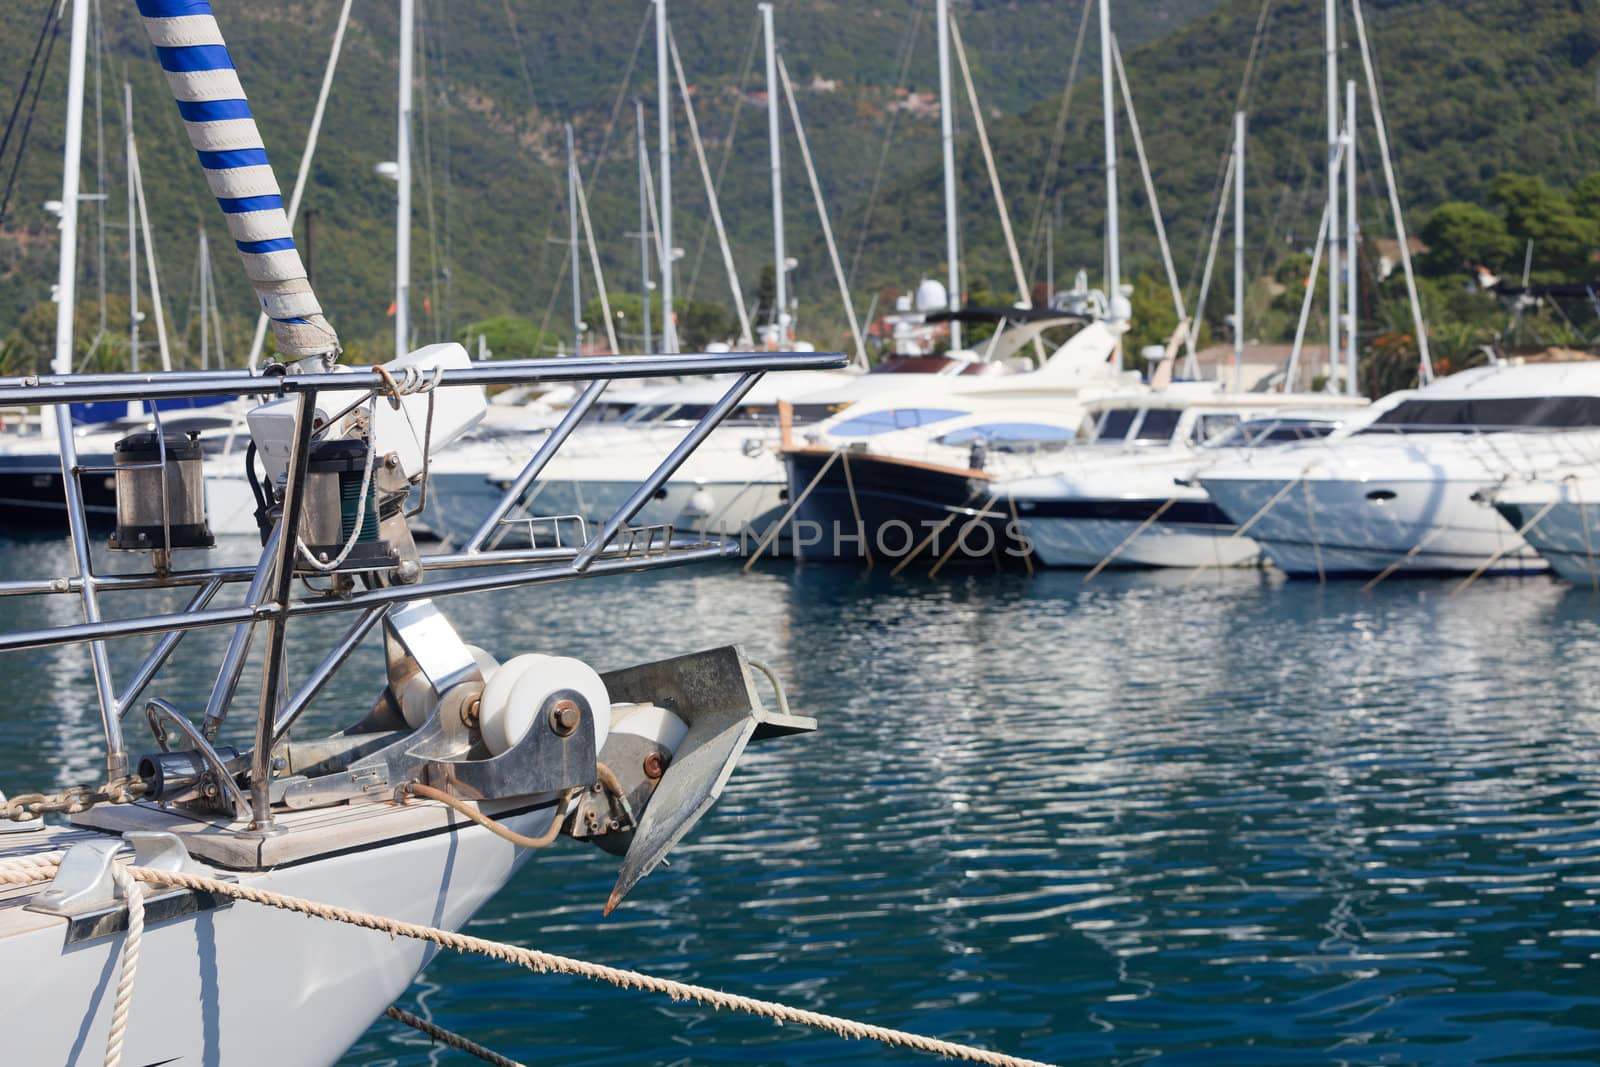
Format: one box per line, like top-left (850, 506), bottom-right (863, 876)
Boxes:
top-left (3, 538), bottom-right (1599, 1065)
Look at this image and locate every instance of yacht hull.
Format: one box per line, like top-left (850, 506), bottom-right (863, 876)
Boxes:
top-left (1494, 498), bottom-right (1600, 586)
top-left (1201, 474), bottom-right (1546, 577)
top-left (1016, 498), bottom-right (1260, 569)
top-left (0, 454), bottom-right (117, 525)
top-left (1, 808), bottom-right (549, 1067)
top-left (782, 449), bottom-right (1026, 565)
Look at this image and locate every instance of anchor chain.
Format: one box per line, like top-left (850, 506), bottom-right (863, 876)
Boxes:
top-left (1, 776), bottom-right (147, 822)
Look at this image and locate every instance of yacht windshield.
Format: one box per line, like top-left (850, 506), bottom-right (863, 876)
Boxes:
top-left (830, 407), bottom-right (968, 438)
top-left (1206, 418), bottom-right (1338, 448)
top-left (1359, 396), bottom-right (1600, 433)
top-left (1090, 409), bottom-right (1137, 444)
top-left (1134, 408), bottom-right (1182, 442)
top-left (935, 422), bottom-right (1075, 452)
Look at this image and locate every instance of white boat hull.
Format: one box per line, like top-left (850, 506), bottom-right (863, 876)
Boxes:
top-left (1020, 512), bottom-right (1261, 569)
top-left (1492, 493), bottom-right (1600, 586)
top-left (3, 809), bottom-right (548, 1067)
top-left (1200, 473), bottom-right (1545, 577)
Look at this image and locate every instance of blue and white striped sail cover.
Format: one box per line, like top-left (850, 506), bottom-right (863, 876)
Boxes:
top-left (134, 0), bottom-right (339, 360)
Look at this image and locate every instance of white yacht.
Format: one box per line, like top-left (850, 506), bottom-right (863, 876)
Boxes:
top-left (422, 310), bottom-right (1109, 551)
top-left (1198, 362), bottom-right (1600, 577)
top-left (778, 321), bottom-right (1136, 562)
top-left (1001, 394), bottom-right (1368, 569)
top-left (1483, 471), bottom-right (1600, 587)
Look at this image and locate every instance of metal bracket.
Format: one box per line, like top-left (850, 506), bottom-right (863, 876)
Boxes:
top-left (26, 831), bottom-right (234, 945)
top-left (596, 645), bottom-right (816, 914)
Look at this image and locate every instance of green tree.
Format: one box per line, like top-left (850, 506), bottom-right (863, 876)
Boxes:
top-left (1573, 172), bottom-right (1600, 224)
top-left (1419, 201), bottom-right (1514, 277)
top-left (677, 299), bottom-right (740, 350)
top-left (1490, 173), bottom-right (1599, 278)
top-left (454, 315), bottom-right (562, 360)
top-left (1127, 272), bottom-right (1179, 359)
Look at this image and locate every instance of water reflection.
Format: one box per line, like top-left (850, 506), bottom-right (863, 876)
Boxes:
top-left (0, 539), bottom-right (1596, 1064)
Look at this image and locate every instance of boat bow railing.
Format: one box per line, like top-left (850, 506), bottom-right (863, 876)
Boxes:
top-left (0, 349), bottom-right (845, 830)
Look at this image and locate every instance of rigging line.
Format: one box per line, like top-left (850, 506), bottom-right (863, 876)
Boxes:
top-left (948, 10), bottom-right (1037, 366)
top-left (668, 24), bottom-right (753, 344)
top-left (498, 0), bottom-right (565, 313)
top-left (777, 52), bottom-right (867, 367)
top-left (1112, 34), bottom-right (1189, 354)
top-left (0, 5), bottom-right (63, 225)
top-left (586, 4), bottom-right (653, 193)
top-left (1185, 0), bottom-right (1274, 302)
top-left (574, 163), bottom-right (620, 354)
top-left (433, 0), bottom-right (456, 340)
top-left (1023, 0), bottom-right (1091, 278)
top-left (0, 0), bottom-right (58, 186)
top-left (243, 0), bottom-right (354, 368)
top-left (535, 252), bottom-right (569, 355)
top-left (845, 0), bottom-right (924, 290)
top-left (685, 13), bottom-right (760, 305)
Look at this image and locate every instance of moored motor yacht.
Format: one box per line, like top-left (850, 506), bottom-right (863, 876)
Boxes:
top-left (777, 322), bottom-right (1143, 564)
top-left (1483, 471), bottom-right (1600, 587)
top-left (1198, 362), bottom-right (1600, 578)
top-left (425, 308), bottom-right (1108, 552)
top-left (1001, 397), bottom-right (1368, 570)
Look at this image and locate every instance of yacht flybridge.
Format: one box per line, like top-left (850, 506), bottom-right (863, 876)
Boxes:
top-left (0, 3), bottom-right (846, 1063)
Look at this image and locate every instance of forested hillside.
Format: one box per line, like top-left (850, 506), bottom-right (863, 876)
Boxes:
top-left (0, 0), bottom-right (1596, 377)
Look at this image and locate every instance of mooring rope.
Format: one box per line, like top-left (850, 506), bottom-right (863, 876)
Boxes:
top-left (929, 493), bottom-right (1003, 579)
top-left (1450, 495), bottom-right (1560, 597)
top-left (0, 849), bottom-right (64, 883)
top-left (1083, 495), bottom-right (1179, 583)
top-left (1360, 522), bottom-right (1451, 592)
top-left (743, 448), bottom-right (842, 571)
top-left (0, 855), bottom-right (1055, 1067)
top-left (385, 1006), bottom-right (525, 1067)
top-left (1182, 468), bottom-right (1313, 589)
top-left (103, 864), bottom-right (144, 1067)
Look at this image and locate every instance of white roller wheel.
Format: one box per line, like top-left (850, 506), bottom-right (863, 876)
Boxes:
top-left (398, 672), bottom-right (437, 730)
top-left (610, 703), bottom-right (689, 754)
top-left (478, 653), bottom-right (611, 757)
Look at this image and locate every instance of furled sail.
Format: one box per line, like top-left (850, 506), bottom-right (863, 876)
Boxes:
top-left (133, 0), bottom-right (339, 361)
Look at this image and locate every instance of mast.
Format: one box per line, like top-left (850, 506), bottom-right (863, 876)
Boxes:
top-left (1325, 0), bottom-right (1339, 390)
top-left (761, 2), bottom-right (786, 343)
top-left (655, 0), bottom-right (676, 352)
top-left (1233, 110), bottom-right (1245, 391)
top-left (198, 226), bottom-right (209, 370)
top-left (125, 82), bottom-right (138, 373)
top-left (566, 122), bottom-right (582, 355)
top-left (395, 0), bottom-right (413, 359)
top-left (1099, 0), bottom-right (1121, 360)
top-left (935, 0), bottom-right (960, 350)
top-left (1046, 207), bottom-right (1054, 302)
top-left (91, 0), bottom-right (105, 340)
top-left (636, 98), bottom-right (652, 355)
top-left (52, 0), bottom-right (122, 776)
top-left (1350, 0), bottom-right (1430, 383)
top-left (1344, 78), bottom-right (1358, 396)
